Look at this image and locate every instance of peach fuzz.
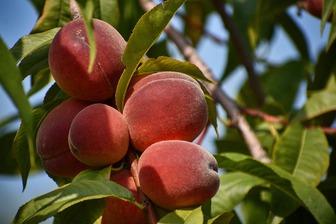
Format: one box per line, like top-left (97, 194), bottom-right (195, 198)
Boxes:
top-left (138, 140), bottom-right (219, 210)
top-left (48, 18), bottom-right (126, 102)
top-left (36, 98), bottom-right (93, 178)
top-left (123, 78), bottom-right (208, 152)
top-left (102, 169), bottom-right (148, 224)
top-left (126, 71), bottom-right (200, 100)
top-left (68, 104), bottom-right (129, 167)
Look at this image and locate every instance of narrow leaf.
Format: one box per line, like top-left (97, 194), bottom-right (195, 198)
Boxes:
top-left (10, 28), bottom-right (60, 62)
top-left (293, 180), bottom-right (336, 224)
top-left (273, 123), bottom-right (329, 187)
top-left (293, 89), bottom-right (336, 121)
top-left (158, 206), bottom-right (203, 224)
top-left (211, 172), bottom-right (265, 216)
top-left (115, 0), bottom-right (186, 111)
top-left (76, 0), bottom-right (96, 73)
top-left (137, 56), bottom-right (213, 83)
top-left (215, 153), bottom-right (336, 223)
top-left (0, 37), bottom-right (34, 189)
top-left (13, 168), bottom-right (138, 224)
top-left (95, 0), bottom-right (119, 27)
top-left (32, 0), bottom-right (71, 33)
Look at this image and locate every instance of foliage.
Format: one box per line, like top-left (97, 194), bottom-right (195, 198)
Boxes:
top-left (1, 0), bottom-right (336, 223)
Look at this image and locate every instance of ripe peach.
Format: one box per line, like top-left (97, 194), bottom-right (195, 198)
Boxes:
top-left (126, 71), bottom-right (200, 100)
top-left (49, 18), bottom-right (126, 102)
top-left (138, 140), bottom-right (219, 210)
top-left (36, 98), bottom-right (93, 178)
top-left (102, 169), bottom-right (148, 224)
top-left (123, 77), bottom-right (208, 152)
top-left (69, 103), bottom-right (129, 167)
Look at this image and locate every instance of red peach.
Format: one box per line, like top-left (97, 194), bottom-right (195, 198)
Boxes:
top-left (69, 104), bottom-right (129, 167)
top-left (123, 77), bottom-right (208, 152)
top-left (102, 169), bottom-right (148, 224)
top-left (49, 18), bottom-right (126, 102)
top-left (138, 140), bottom-right (219, 210)
top-left (36, 98), bottom-right (93, 178)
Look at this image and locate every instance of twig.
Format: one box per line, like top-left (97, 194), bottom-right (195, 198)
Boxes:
top-left (211, 0), bottom-right (265, 106)
top-left (241, 107), bottom-right (336, 135)
top-left (127, 149), bottom-right (158, 224)
top-left (139, 0), bottom-right (271, 163)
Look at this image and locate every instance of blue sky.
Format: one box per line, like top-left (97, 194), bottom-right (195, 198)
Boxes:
top-left (0, 1), bottom-right (330, 223)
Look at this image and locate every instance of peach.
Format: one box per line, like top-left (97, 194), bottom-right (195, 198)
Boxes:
top-left (36, 98), bottom-right (93, 178)
top-left (126, 71), bottom-right (200, 100)
top-left (102, 169), bottom-right (148, 224)
top-left (123, 76), bottom-right (208, 152)
top-left (48, 18), bottom-right (126, 102)
top-left (68, 103), bottom-right (129, 167)
top-left (138, 140), bottom-right (219, 210)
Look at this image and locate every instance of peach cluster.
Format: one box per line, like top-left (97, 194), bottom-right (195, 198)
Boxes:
top-left (36, 18), bottom-right (219, 223)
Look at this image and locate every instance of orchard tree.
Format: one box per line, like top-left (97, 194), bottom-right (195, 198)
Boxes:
top-left (1, 0), bottom-right (336, 223)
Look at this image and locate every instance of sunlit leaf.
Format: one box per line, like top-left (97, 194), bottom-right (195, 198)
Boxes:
top-left (215, 153), bottom-right (336, 224)
top-left (211, 172), bottom-right (265, 216)
top-left (158, 206), bottom-right (203, 224)
top-left (293, 89), bottom-right (336, 121)
top-left (137, 56), bottom-right (213, 83)
top-left (76, 0), bottom-right (96, 73)
top-left (13, 168), bottom-right (138, 224)
top-left (115, 0), bottom-right (186, 111)
top-left (94, 0), bottom-right (119, 27)
top-left (31, 0), bottom-right (71, 33)
top-left (273, 123), bottom-right (329, 187)
top-left (0, 37), bottom-right (34, 189)
top-left (11, 28), bottom-right (60, 62)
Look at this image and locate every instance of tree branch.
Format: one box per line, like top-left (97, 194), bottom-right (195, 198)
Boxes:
top-left (211, 0), bottom-right (265, 106)
top-left (139, 0), bottom-right (271, 163)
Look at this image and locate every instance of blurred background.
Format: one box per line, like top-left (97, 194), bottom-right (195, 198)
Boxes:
top-left (0, 0), bottom-right (330, 223)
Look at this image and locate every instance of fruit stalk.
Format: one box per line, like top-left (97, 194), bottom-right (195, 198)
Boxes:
top-left (127, 149), bottom-right (158, 224)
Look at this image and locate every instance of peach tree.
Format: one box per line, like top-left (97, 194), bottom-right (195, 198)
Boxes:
top-left (1, 0), bottom-right (336, 223)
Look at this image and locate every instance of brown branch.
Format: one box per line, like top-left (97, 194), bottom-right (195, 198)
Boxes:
top-left (139, 0), bottom-right (271, 163)
top-left (241, 107), bottom-right (336, 135)
top-left (127, 149), bottom-right (158, 224)
top-left (211, 0), bottom-right (265, 106)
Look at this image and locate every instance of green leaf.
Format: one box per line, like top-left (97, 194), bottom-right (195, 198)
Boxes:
top-left (184, 1), bottom-right (206, 46)
top-left (273, 123), bottom-right (329, 187)
top-left (31, 0), bottom-right (71, 33)
top-left (292, 180), bottom-right (336, 224)
top-left (53, 199), bottom-right (105, 224)
top-left (215, 153), bottom-right (336, 224)
top-left (0, 37), bottom-right (34, 189)
top-left (76, 0), bottom-right (96, 73)
top-left (0, 132), bottom-right (19, 174)
top-left (158, 206), bottom-right (204, 224)
top-left (94, 0), bottom-right (120, 27)
top-left (206, 212), bottom-right (234, 224)
top-left (293, 89), bottom-right (336, 121)
top-left (27, 68), bottom-right (52, 97)
top-left (13, 98), bottom-right (65, 189)
top-left (11, 28), bottom-right (60, 62)
top-left (13, 168), bottom-right (138, 224)
top-left (321, 0), bottom-right (336, 36)
top-left (18, 45), bottom-right (50, 79)
top-left (137, 56), bottom-right (213, 83)
top-left (211, 172), bottom-right (265, 216)
top-left (309, 40), bottom-right (336, 91)
top-left (115, 0), bottom-right (186, 111)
